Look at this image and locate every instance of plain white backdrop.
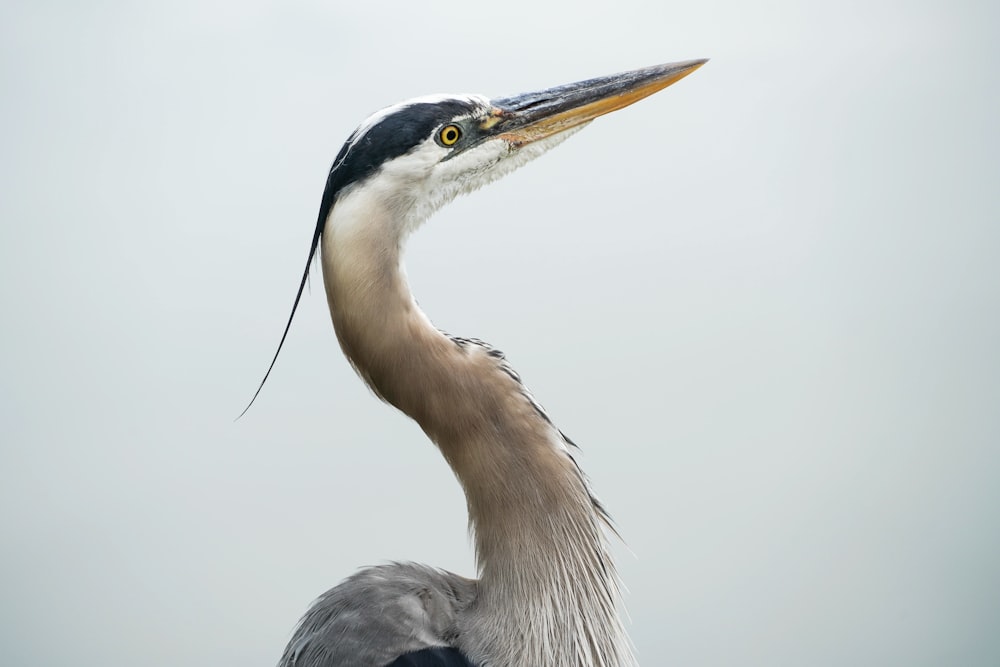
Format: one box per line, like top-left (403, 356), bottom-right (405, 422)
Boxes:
top-left (1, 1), bottom-right (997, 665)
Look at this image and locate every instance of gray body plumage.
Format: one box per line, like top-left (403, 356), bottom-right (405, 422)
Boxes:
top-left (279, 564), bottom-right (476, 667)
top-left (254, 60), bottom-right (707, 667)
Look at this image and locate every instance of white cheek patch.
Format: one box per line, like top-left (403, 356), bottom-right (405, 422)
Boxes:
top-left (425, 121), bottom-right (592, 218)
top-left (333, 120), bottom-right (592, 240)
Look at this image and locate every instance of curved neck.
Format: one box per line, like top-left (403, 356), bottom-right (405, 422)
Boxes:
top-left (321, 191), bottom-right (634, 667)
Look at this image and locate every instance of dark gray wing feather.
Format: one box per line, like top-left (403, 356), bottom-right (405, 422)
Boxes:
top-left (278, 563), bottom-right (477, 667)
top-left (386, 647), bottom-right (476, 666)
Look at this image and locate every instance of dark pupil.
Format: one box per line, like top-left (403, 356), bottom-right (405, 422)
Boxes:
top-left (445, 128), bottom-right (456, 142)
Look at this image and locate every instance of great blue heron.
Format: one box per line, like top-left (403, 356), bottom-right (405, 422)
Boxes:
top-left (246, 59), bottom-right (706, 667)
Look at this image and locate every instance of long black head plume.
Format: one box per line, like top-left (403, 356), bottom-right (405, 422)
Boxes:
top-left (235, 142), bottom-right (348, 420)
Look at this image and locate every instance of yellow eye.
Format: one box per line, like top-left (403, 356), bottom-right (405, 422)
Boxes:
top-left (439, 124), bottom-right (461, 146)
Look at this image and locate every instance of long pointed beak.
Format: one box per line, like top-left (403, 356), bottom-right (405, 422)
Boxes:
top-left (485, 59), bottom-right (707, 146)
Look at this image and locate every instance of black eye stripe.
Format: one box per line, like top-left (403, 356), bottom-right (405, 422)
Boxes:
top-left (318, 100), bottom-right (479, 206)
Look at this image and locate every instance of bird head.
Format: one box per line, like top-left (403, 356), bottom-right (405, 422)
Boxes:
top-left (321, 59), bottom-right (708, 236)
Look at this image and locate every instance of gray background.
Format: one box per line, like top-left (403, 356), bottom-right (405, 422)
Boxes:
top-left (2, 0), bottom-right (998, 665)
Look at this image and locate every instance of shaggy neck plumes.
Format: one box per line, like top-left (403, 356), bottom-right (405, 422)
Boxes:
top-left (321, 191), bottom-right (634, 667)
